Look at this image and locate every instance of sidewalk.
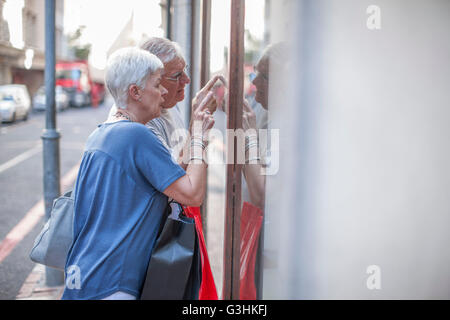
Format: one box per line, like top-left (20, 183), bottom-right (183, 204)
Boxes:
top-left (16, 264), bottom-right (64, 300)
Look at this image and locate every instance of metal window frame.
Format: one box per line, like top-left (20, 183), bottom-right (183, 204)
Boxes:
top-left (200, 0), bottom-right (211, 88)
top-left (198, 0), bottom-right (211, 236)
top-left (166, 0), bottom-right (172, 40)
top-left (222, 0), bottom-right (245, 300)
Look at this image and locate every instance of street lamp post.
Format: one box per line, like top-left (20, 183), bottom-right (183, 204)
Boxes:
top-left (42, 0), bottom-right (63, 286)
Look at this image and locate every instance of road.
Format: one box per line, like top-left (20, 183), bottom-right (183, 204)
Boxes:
top-left (0, 100), bottom-right (111, 300)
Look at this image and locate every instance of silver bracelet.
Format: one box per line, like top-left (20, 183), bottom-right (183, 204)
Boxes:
top-left (246, 156), bottom-right (261, 164)
top-left (191, 141), bottom-right (206, 150)
top-left (245, 142), bottom-right (259, 152)
top-left (191, 135), bottom-right (204, 142)
top-left (190, 156), bottom-right (207, 165)
top-left (245, 135), bottom-right (258, 143)
top-left (191, 136), bottom-right (205, 144)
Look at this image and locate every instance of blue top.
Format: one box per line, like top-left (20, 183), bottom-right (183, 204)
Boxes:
top-left (61, 120), bottom-right (186, 300)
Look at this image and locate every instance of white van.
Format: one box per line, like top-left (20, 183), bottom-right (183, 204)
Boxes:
top-left (0, 84), bottom-right (31, 122)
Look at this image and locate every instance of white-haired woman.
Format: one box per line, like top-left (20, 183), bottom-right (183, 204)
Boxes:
top-left (61, 47), bottom-right (214, 300)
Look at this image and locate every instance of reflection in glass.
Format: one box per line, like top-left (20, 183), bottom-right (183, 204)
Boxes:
top-left (206, 0), bottom-right (295, 300)
top-left (241, 38), bottom-right (292, 298)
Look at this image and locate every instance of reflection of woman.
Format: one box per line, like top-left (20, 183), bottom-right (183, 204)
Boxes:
top-left (239, 43), bottom-right (291, 299)
top-left (243, 43), bottom-right (289, 210)
top-left (62, 47), bottom-right (214, 300)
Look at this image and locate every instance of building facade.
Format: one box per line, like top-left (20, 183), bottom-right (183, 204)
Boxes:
top-left (0, 0), bottom-right (68, 96)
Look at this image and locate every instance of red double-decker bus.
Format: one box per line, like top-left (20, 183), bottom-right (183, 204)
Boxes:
top-left (56, 60), bottom-right (105, 108)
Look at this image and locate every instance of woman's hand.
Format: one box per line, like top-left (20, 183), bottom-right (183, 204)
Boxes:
top-left (165, 88), bottom-right (219, 207)
top-left (192, 75), bottom-right (227, 114)
top-left (191, 91), bottom-right (216, 139)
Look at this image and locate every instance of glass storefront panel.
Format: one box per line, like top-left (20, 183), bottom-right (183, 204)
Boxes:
top-left (204, 0), bottom-right (231, 299)
top-left (239, 0), bottom-right (269, 300)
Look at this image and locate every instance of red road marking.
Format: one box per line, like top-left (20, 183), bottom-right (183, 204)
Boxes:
top-left (0, 163), bottom-right (80, 264)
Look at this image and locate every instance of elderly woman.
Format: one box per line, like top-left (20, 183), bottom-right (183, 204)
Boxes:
top-left (61, 47), bottom-right (214, 300)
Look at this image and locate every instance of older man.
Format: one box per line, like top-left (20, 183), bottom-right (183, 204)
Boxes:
top-left (140, 37), bottom-right (191, 155)
top-left (110, 37), bottom-right (224, 169)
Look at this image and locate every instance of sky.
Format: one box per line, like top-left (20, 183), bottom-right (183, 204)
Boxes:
top-left (2, 0), bottom-right (25, 49)
top-left (64, 0), bottom-right (163, 70)
top-left (64, 0), bottom-right (265, 71)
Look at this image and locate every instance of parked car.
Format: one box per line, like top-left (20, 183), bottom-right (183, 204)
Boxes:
top-left (33, 86), bottom-right (69, 112)
top-left (0, 84), bottom-right (31, 122)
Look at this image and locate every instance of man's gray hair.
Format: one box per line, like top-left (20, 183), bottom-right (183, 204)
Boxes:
top-left (105, 47), bottom-right (163, 109)
top-left (139, 37), bottom-right (185, 64)
top-left (261, 42), bottom-right (291, 69)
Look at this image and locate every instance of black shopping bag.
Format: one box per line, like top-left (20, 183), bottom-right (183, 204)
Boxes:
top-left (140, 202), bottom-right (202, 300)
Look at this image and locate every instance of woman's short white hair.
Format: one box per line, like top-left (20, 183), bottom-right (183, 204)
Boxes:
top-left (105, 47), bottom-right (163, 109)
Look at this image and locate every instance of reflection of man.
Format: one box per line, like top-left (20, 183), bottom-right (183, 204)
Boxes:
top-left (109, 37), bottom-right (225, 168)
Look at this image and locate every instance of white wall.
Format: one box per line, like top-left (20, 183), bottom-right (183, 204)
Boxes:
top-left (264, 0), bottom-right (450, 299)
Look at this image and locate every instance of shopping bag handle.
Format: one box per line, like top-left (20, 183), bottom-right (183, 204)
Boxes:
top-left (168, 199), bottom-right (187, 219)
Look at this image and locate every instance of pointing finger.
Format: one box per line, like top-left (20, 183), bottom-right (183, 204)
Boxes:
top-left (243, 99), bottom-right (252, 112)
top-left (202, 75), bottom-right (227, 93)
top-left (198, 91), bottom-right (215, 111)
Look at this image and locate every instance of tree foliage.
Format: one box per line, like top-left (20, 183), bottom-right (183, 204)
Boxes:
top-left (68, 26), bottom-right (91, 60)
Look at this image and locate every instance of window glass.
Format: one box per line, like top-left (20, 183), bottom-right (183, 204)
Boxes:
top-left (204, 0), bottom-right (231, 299)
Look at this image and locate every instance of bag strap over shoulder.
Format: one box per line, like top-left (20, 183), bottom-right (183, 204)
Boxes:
top-left (67, 176), bottom-right (79, 200)
top-left (60, 185), bottom-right (75, 199)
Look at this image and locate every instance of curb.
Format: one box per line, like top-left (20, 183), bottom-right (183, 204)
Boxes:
top-left (16, 264), bottom-right (64, 300)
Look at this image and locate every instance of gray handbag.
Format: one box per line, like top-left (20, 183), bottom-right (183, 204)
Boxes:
top-left (29, 190), bottom-right (75, 270)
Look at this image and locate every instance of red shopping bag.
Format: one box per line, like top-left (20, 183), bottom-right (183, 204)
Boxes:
top-left (184, 206), bottom-right (218, 300)
top-left (239, 201), bottom-right (263, 300)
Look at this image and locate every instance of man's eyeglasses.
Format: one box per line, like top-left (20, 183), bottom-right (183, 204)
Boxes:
top-left (249, 69), bottom-right (268, 82)
top-left (164, 65), bottom-right (189, 82)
